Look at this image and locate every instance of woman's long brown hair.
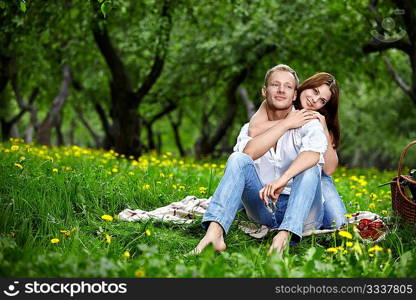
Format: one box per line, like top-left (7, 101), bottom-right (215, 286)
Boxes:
top-left (294, 72), bottom-right (340, 149)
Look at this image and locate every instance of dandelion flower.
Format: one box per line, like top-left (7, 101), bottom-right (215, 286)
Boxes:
top-left (51, 238), bottom-right (60, 244)
top-left (326, 247), bottom-right (338, 253)
top-left (145, 229), bottom-right (151, 236)
top-left (105, 233), bottom-right (111, 243)
top-left (14, 163), bottom-right (23, 169)
top-left (101, 215), bottom-right (113, 222)
top-left (52, 168), bottom-right (58, 173)
top-left (199, 187), bottom-right (207, 194)
top-left (123, 251), bottom-right (131, 259)
top-left (11, 145), bottom-right (19, 151)
top-left (142, 184), bottom-right (151, 190)
top-left (338, 231), bottom-right (353, 239)
top-left (60, 230), bottom-right (70, 237)
top-left (369, 203), bottom-right (376, 209)
top-left (135, 269), bottom-right (145, 277)
top-left (344, 213), bottom-right (352, 218)
top-left (346, 241), bottom-right (353, 247)
top-left (368, 245), bottom-right (383, 252)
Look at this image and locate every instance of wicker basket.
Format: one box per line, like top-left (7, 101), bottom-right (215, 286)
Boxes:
top-left (391, 141), bottom-right (416, 225)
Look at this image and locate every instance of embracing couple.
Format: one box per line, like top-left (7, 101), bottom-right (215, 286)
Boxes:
top-left (192, 64), bottom-right (347, 254)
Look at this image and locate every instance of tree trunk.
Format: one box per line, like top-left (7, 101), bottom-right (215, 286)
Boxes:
top-left (91, 0), bottom-right (172, 157)
top-left (194, 44), bottom-right (276, 158)
top-left (37, 65), bottom-right (71, 145)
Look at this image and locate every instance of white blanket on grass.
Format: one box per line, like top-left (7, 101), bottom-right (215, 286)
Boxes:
top-left (118, 195), bottom-right (385, 240)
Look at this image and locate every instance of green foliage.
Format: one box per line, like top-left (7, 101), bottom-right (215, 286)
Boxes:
top-left (1, 140), bottom-right (416, 277)
top-left (0, 0), bottom-right (414, 167)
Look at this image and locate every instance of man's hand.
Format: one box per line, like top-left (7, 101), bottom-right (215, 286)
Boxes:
top-left (259, 176), bottom-right (290, 205)
top-left (284, 109), bottom-right (317, 129)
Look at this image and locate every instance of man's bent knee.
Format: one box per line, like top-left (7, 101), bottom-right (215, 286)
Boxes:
top-left (226, 152), bottom-right (253, 169)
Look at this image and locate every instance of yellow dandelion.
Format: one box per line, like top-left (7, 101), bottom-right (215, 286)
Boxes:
top-left (142, 184), bottom-right (151, 190)
top-left (334, 178), bottom-right (340, 183)
top-left (381, 210), bottom-right (388, 215)
top-left (123, 251), bottom-right (131, 259)
top-left (369, 203), bottom-right (376, 209)
top-left (105, 233), bottom-right (111, 243)
top-left (52, 168), bottom-right (58, 173)
top-left (111, 168), bottom-right (118, 173)
top-left (135, 269), bottom-right (145, 277)
top-left (172, 184), bottom-right (177, 190)
top-left (168, 173), bottom-right (173, 178)
top-left (344, 213), bottom-right (352, 218)
top-left (370, 193), bottom-right (378, 199)
top-left (338, 231), bottom-right (353, 239)
top-left (60, 230), bottom-right (70, 237)
top-left (145, 229), bottom-right (151, 236)
top-left (11, 145), bottom-right (19, 151)
top-left (159, 172), bottom-right (165, 177)
top-left (346, 241), bottom-right (353, 247)
top-left (50, 238), bottom-right (60, 244)
top-left (199, 187), bottom-right (207, 194)
top-left (368, 245), bottom-right (383, 252)
top-left (326, 247), bottom-right (338, 253)
top-left (101, 215), bottom-right (113, 222)
top-left (14, 163), bottom-right (23, 169)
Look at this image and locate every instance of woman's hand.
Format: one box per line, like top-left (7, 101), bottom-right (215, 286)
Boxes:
top-left (311, 111), bottom-right (328, 131)
top-left (259, 176), bottom-right (289, 205)
top-left (284, 109), bottom-right (317, 129)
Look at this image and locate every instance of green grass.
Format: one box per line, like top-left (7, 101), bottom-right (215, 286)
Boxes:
top-left (1, 139), bottom-right (416, 277)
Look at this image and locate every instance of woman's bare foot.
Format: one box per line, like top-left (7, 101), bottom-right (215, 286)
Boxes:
top-left (188, 222), bottom-right (226, 255)
top-left (268, 230), bottom-right (289, 255)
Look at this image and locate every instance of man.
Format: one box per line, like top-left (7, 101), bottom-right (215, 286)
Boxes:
top-left (192, 64), bottom-right (327, 254)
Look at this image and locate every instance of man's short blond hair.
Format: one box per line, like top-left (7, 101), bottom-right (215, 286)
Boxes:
top-left (264, 64), bottom-right (299, 88)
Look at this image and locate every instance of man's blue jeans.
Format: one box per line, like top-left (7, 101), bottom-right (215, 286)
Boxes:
top-left (202, 152), bottom-right (324, 239)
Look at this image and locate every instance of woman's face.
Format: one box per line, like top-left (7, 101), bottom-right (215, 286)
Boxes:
top-left (299, 84), bottom-right (332, 111)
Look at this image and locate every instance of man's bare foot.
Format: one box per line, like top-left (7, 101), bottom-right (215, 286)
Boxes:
top-left (188, 222), bottom-right (226, 255)
top-left (268, 230), bottom-right (289, 255)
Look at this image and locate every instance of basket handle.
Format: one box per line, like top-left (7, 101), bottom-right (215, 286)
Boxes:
top-left (397, 141), bottom-right (416, 179)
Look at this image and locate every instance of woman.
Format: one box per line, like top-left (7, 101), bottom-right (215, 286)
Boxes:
top-left (248, 72), bottom-right (347, 229)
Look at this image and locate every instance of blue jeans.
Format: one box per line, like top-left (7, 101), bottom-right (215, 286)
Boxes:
top-left (321, 171), bottom-right (347, 228)
top-left (202, 152), bottom-right (324, 239)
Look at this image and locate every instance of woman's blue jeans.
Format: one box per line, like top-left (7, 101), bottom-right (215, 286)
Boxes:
top-left (321, 171), bottom-right (347, 228)
top-left (202, 152), bottom-right (325, 239)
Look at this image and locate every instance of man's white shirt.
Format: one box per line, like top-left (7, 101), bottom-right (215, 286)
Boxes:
top-left (233, 115), bottom-right (327, 195)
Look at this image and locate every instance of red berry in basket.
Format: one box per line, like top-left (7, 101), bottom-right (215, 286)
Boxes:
top-left (357, 223), bottom-right (365, 231)
top-left (360, 219), bottom-right (372, 226)
top-left (373, 221), bottom-right (383, 229)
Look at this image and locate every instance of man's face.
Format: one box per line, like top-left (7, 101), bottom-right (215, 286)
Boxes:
top-left (262, 70), bottom-right (297, 111)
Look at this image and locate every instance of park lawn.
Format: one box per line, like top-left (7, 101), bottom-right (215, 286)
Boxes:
top-left (1, 138), bottom-right (416, 278)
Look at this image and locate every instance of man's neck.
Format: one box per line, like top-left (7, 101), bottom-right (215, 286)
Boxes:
top-left (265, 103), bottom-right (292, 121)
